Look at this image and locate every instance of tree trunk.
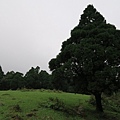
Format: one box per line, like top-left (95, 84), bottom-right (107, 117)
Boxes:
top-left (94, 93), bottom-right (103, 112)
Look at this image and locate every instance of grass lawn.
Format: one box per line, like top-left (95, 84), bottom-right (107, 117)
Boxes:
top-left (0, 89), bottom-right (119, 120)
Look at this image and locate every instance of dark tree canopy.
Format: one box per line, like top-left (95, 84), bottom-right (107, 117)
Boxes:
top-left (49, 5), bottom-right (120, 112)
top-left (0, 66), bottom-right (4, 79)
top-left (0, 66), bottom-right (52, 90)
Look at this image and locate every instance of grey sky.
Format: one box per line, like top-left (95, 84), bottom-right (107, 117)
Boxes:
top-left (0, 0), bottom-right (120, 74)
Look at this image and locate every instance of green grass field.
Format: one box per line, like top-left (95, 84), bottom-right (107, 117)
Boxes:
top-left (0, 89), bottom-right (119, 120)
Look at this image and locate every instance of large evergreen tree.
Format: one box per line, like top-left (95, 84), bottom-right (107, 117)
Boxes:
top-left (49, 5), bottom-right (120, 112)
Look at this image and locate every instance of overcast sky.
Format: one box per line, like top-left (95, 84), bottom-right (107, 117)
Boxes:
top-left (0, 0), bottom-right (120, 74)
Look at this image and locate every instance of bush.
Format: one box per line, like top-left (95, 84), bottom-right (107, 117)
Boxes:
top-left (40, 97), bottom-right (85, 117)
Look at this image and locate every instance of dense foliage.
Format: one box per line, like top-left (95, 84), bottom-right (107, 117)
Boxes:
top-left (49, 5), bottom-right (120, 112)
top-left (0, 66), bottom-right (52, 90)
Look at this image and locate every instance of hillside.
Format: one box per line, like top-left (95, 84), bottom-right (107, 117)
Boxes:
top-left (0, 89), bottom-right (119, 120)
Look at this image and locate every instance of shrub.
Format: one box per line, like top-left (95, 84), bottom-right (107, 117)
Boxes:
top-left (40, 97), bottom-right (85, 117)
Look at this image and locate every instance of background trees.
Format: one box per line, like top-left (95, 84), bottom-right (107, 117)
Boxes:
top-left (0, 66), bottom-right (4, 79)
top-left (38, 70), bottom-right (53, 89)
top-left (49, 5), bottom-right (120, 112)
top-left (0, 71), bottom-right (24, 90)
top-left (24, 66), bottom-right (40, 89)
top-left (0, 66), bottom-right (4, 89)
top-left (0, 66), bottom-right (52, 90)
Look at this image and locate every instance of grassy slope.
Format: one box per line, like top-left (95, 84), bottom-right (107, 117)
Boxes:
top-left (0, 89), bottom-right (119, 120)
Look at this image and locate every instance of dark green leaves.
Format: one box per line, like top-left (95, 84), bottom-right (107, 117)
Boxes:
top-left (49, 4), bottom-right (120, 95)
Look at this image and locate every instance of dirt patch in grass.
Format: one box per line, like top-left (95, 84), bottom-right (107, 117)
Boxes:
top-left (31, 108), bottom-right (38, 112)
top-left (10, 104), bottom-right (22, 112)
top-left (0, 102), bottom-right (4, 106)
top-left (11, 114), bottom-right (23, 120)
top-left (40, 116), bottom-right (54, 120)
top-left (26, 112), bottom-right (36, 117)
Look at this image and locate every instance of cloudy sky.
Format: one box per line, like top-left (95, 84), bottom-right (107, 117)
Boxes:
top-left (0, 0), bottom-right (120, 74)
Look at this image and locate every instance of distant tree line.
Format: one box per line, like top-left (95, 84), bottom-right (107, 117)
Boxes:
top-left (0, 65), bottom-right (75, 92)
top-left (0, 66), bottom-right (53, 90)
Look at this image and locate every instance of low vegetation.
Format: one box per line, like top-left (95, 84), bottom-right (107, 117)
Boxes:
top-left (0, 89), bottom-right (119, 120)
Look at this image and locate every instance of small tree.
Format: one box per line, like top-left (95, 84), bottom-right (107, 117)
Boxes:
top-left (0, 66), bottom-right (4, 79)
top-left (49, 5), bottom-right (120, 112)
top-left (38, 70), bottom-right (52, 89)
top-left (0, 66), bottom-right (4, 89)
top-left (24, 66), bottom-right (40, 89)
